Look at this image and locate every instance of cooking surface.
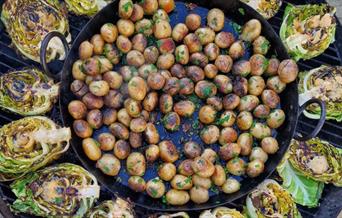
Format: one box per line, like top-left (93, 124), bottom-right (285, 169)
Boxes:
top-left (0, 0), bottom-right (341, 217)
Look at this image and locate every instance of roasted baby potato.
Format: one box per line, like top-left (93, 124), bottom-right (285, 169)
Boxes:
top-left (215, 55), bottom-right (233, 73)
top-left (204, 43), bottom-right (220, 62)
top-left (145, 144), bottom-right (160, 162)
top-left (129, 132), bottom-right (143, 148)
top-left (250, 147), bottom-right (268, 163)
top-left (192, 174), bottom-right (212, 189)
top-left (184, 33), bottom-right (202, 53)
top-left (162, 112), bottom-right (180, 131)
top-left (241, 19), bottom-right (261, 42)
top-left (96, 154), bottom-right (121, 176)
top-left (126, 152), bottom-right (146, 176)
top-left (68, 100), bottom-right (87, 120)
top-left (215, 31), bottom-right (235, 48)
top-left (200, 125), bottom-right (220, 144)
top-left (73, 120), bottom-right (93, 138)
top-left (211, 165), bottom-right (226, 186)
top-left (261, 137), bottom-right (279, 154)
top-left (158, 163), bottom-right (176, 181)
top-left (146, 178), bottom-right (166, 198)
top-left (128, 76), bottom-right (147, 101)
top-left (143, 92), bottom-right (158, 112)
top-left (109, 122), bottom-right (129, 140)
top-left (173, 100), bottom-right (195, 117)
top-left (207, 8), bottom-right (225, 31)
top-left (246, 159), bottom-right (265, 178)
top-left (119, 0), bottom-right (133, 19)
top-left (128, 176), bottom-right (146, 192)
top-left (226, 157), bottom-right (246, 176)
top-left (199, 105), bottom-right (217, 124)
top-left (195, 27), bottom-right (215, 45)
top-left (237, 133), bottom-right (253, 156)
top-left (184, 141), bottom-right (202, 159)
top-left (114, 140), bottom-right (131, 159)
top-left (191, 156), bottom-right (215, 178)
top-left (154, 19), bottom-right (172, 39)
top-left (236, 111), bottom-right (253, 130)
top-left (82, 138), bottom-right (101, 161)
top-left (172, 23), bottom-right (189, 42)
top-left (222, 178), bottom-right (241, 194)
top-left (214, 75), bottom-right (232, 94)
top-left (195, 80), bottom-right (217, 99)
top-left (219, 142), bottom-right (240, 160)
top-left (171, 174), bottom-right (193, 190)
top-left (190, 186), bottom-right (209, 204)
top-left (248, 76), bottom-right (265, 96)
top-left (98, 132), bottom-right (116, 151)
top-left (159, 93), bottom-right (173, 113)
top-left (145, 123), bottom-right (160, 144)
top-left (229, 40), bottom-right (245, 60)
top-left (130, 117), bottom-right (147, 133)
top-left (185, 14), bottom-right (201, 31)
top-left (86, 109), bottom-right (103, 129)
top-left (130, 4), bottom-right (144, 22)
top-left (175, 44), bottom-right (190, 65)
top-left (178, 77), bottom-right (194, 95)
top-left (267, 109), bottom-right (285, 129)
top-left (201, 148), bottom-right (217, 163)
top-left (147, 72), bottom-right (166, 90)
top-left (178, 159), bottom-right (194, 176)
top-left (223, 94), bottom-right (240, 110)
top-left (159, 140), bottom-right (179, 163)
top-left (250, 122), bottom-right (271, 140)
top-left (166, 189), bottom-right (190, 205)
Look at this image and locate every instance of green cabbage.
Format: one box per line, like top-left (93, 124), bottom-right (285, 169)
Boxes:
top-left (64, 0), bottom-right (112, 16)
top-left (246, 179), bottom-right (302, 218)
top-left (200, 207), bottom-right (244, 218)
top-left (0, 116), bottom-right (71, 181)
top-left (298, 66), bottom-right (342, 122)
top-left (280, 4), bottom-right (336, 61)
top-left (241, 0), bottom-right (282, 19)
top-left (0, 68), bottom-right (60, 115)
top-left (1, 0), bottom-right (71, 62)
top-left (86, 198), bottom-right (134, 218)
top-left (11, 163), bottom-right (100, 217)
top-left (277, 151), bottom-right (324, 207)
top-left (286, 138), bottom-right (342, 186)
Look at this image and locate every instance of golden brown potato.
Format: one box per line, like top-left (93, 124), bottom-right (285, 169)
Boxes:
top-left (128, 176), bottom-right (146, 192)
top-left (147, 72), bottom-right (166, 90)
top-left (201, 148), bottom-right (217, 163)
top-left (184, 33), bottom-right (202, 53)
top-left (186, 65), bottom-right (205, 82)
top-left (100, 23), bottom-right (118, 43)
top-left (170, 64), bottom-right (186, 78)
top-left (175, 44), bottom-right (190, 65)
top-left (120, 66), bottom-right (138, 82)
top-left (241, 19), bottom-right (261, 42)
top-left (237, 133), bottom-right (253, 156)
top-left (192, 174), bottom-right (212, 189)
top-left (236, 111), bottom-right (253, 131)
top-left (163, 77), bottom-right (180, 96)
top-left (277, 59), bottom-right (299, 83)
top-left (253, 36), bottom-right (270, 55)
top-left (253, 104), bottom-right (270, 119)
top-left (162, 112), bottom-right (180, 131)
top-left (140, 110), bottom-right (150, 122)
top-left (109, 122), bottom-right (129, 140)
top-left (71, 80), bottom-right (89, 98)
top-left (190, 52), bottom-right (209, 68)
top-left (73, 120), bottom-right (93, 138)
top-left (130, 4), bottom-right (144, 22)
top-left (233, 76), bottom-right (248, 97)
top-left (238, 95), bottom-right (259, 112)
top-left (126, 50), bottom-right (145, 67)
top-left (89, 80), bottom-right (110, 97)
top-left (179, 77), bottom-right (194, 95)
top-left (103, 71), bottom-right (123, 90)
top-left (222, 178), bottom-right (241, 194)
top-left (232, 60), bottom-right (251, 77)
top-left (119, 0), bottom-right (133, 18)
top-left (145, 123), bottom-right (160, 144)
top-left (206, 96), bottom-right (222, 111)
top-left (114, 140), bottom-right (131, 159)
top-left (86, 109), bottom-right (103, 129)
top-left (159, 93), bottom-right (173, 114)
top-left (166, 189), bottom-right (190, 205)
top-left (199, 105), bottom-right (216, 124)
top-left (219, 128), bottom-right (238, 145)
top-left (98, 132), bottom-right (115, 151)
top-left (124, 98), bottom-right (141, 118)
top-left (126, 152), bottom-right (146, 176)
top-left (190, 186), bottom-right (209, 204)
top-left (246, 159), bottom-right (265, 178)
top-left (128, 76), bottom-right (147, 101)
top-left (215, 31), bottom-right (235, 48)
top-left (266, 58), bottom-right (280, 76)
top-left (129, 132), bottom-right (143, 148)
top-left (68, 100), bottom-right (87, 120)
top-left (195, 80), bottom-right (217, 98)
top-left (211, 165), bottom-right (226, 186)
top-left (215, 55), bottom-right (233, 73)
top-left (207, 8), bottom-right (225, 31)
top-left (145, 144), bottom-right (160, 162)
top-left (223, 94), bottom-right (240, 110)
top-left (172, 23), bottom-right (189, 42)
top-left (248, 76), bottom-right (265, 96)
top-left (204, 43), bottom-right (220, 62)
top-left (157, 38), bottom-right (176, 54)
top-left (79, 41), bottom-right (94, 60)
top-left (229, 40), bottom-right (245, 60)
top-left (82, 57), bottom-right (101, 76)
top-left (219, 143), bottom-right (241, 160)
top-left (214, 75), bottom-right (232, 94)
top-left (143, 92), bottom-right (158, 112)
top-left (146, 178), bottom-right (166, 198)
top-left (116, 35), bottom-right (132, 53)
top-left (158, 0), bottom-right (175, 13)
top-left (72, 60), bottom-right (86, 80)
top-left (200, 125), bottom-right (220, 144)
top-left (130, 117), bottom-right (147, 133)
top-left (261, 89), bottom-right (280, 109)
top-left (267, 109), bottom-right (285, 129)
top-left (82, 138), bottom-right (101, 161)
top-left (218, 110), bottom-right (236, 127)
top-left (144, 46), bottom-right (159, 64)
top-left (173, 100), bottom-right (195, 117)
top-left (195, 27), bottom-right (215, 45)
top-left (178, 159), bottom-right (194, 176)
top-left (153, 9), bottom-right (169, 22)
top-left (250, 147), bottom-right (268, 163)
top-left (135, 18), bottom-right (154, 36)
top-left (158, 163), bottom-right (176, 181)
top-left (157, 53), bottom-right (175, 70)
top-left (140, 0), bottom-right (158, 15)
top-left (191, 156), bottom-right (215, 178)
top-left (261, 137), bottom-right (279, 154)
top-left (267, 76), bottom-right (286, 93)
top-left (159, 140), bottom-right (179, 163)
top-left (103, 44), bottom-right (121, 64)
top-left (185, 14), bottom-right (201, 31)
top-left (226, 157), bottom-right (246, 176)
top-left (184, 141), bottom-right (202, 159)
top-left (96, 154), bottom-right (121, 176)
top-left (154, 20), bottom-right (172, 39)
top-left (250, 122), bottom-right (271, 139)
top-left (82, 93), bottom-right (104, 109)
top-left (91, 34), bottom-right (105, 55)
top-left (250, 54), bottom-right (268, 76)
top-left (171, 174), bottom-right (193, 190)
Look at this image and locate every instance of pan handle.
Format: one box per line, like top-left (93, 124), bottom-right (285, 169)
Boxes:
top-left (40, 31), bottom-right (70, 80)
top-left (293, 98), bottom-right (326, 141)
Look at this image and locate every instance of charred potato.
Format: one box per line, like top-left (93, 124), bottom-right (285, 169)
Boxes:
top-left (135, 18), bottom-right (154, 36)
top-left (232, 60), bottom-right (251, 77)
top-left (130, 117), bottom-right (147, 133)
top-left (170, 64), bottom-right (186, 78)
top-left (98, 132), bottom-right (116, 151)
top-left (130, 4), bottom-right (144, 22)
top-left (73, 120), bottom-right (93, 138)
top-left (195, 80), bottom-right (217, 99)
top-left (250, 54), bottom-right (268, 76)
top-left (253, 104), bottom-right (270, 119)
top-left (215, 55), bottom-right (233, 73)
top-left (253, 36), bottom-right (270, 55)
top-left (159, 93), bottom-right (173, 113)
top-left (219, 127), bottom-right (238, 145)
top-left (204, 43), bottom-right (220, 62)
top-left (86, 109), bottom-right (103, 129)
top-left (178, 159), bottom-right (194, 176)
top-left (129, 132), bottom-right (143, 148)
top-left (109, 122), bottom-right (129, 140)
top-left (267, 76), bottom-right (286, 93)
top-left (147, 72), bottom-right (166, 90)
top-left (68, 100), bottom-right (87, 120)
top-left (223, 94), bottom-right (240, 110)
top-left (184, 33), bottom-right (202, 53)
top-left (277, 59), bottom-right (299, 83)
top-left (184, 141), bottom-right (202, 159)
top-left (163, 77), bottom-right (180, 96)
top-left (157, 53), bottom-right (175, 70)
top-left (175, 44), bottom-right (190, 65)
top-left (186, 65), bottom-right (205, 82)
top-left (162, 112), bottom-right (180, 131)
top-left (229, 40), bottom-right (245, 60)
top-left (114, 140), bottom-right (131, 159)
top-left (140, 0), bottom-right (158, 15)
top-left (143, 92), bottom-right (158, 112)
top-left (261, 89), bottom-right (280, 109)
top-left (215, 31), bottom-right (235, 48)
top-left (206, 96), bottom-right (223, 111)
top-left (144, 46), bottom-right (159, 64)
top-left (238, 95), bottom-right (259, 112)
top-left (214, 75), bottom-right (232, 94)
top-left (218, 110), bottom-right (236, 127)
top-left (248, 76), bottom-right (265, 96)
top-left (173, 100), bottom-right (195, 117)
top-left (179, 77), bottom-right (194, 95)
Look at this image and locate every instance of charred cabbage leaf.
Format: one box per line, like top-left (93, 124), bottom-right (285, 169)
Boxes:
top-left (280, 4), bottom-right (336, 61)
top-left (246, 179), bottom-right (302, 218)
top-left (1, 0), bottom-right (71, 62)
top-left (11, 163), bottom-right (100, 217)
top-left (241, 0), bottom-right (282, 19)
top-left (0, 116), bottom-right (71, 181)
top-left (86, 198), bottom-right (134, 218)
top-left (277, 151), bottom-right (324, 207)
top-left (298, 66), bottom-right (342, 122)
top-left (199, 207), bottom-right (244, 218)
top-left (286, 138), bottom-right (342, 186)
top-left (64, 0), bottom-right (112, 16)
top-left (0, 68), bottom-right (59, 115)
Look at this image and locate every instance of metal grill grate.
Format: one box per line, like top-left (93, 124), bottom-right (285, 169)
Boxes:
top-left (0, 0), bottom-right (341, 217)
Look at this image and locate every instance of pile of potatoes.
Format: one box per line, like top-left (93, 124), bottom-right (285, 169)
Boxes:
top-left (68, 0), bottom-right (299, 206)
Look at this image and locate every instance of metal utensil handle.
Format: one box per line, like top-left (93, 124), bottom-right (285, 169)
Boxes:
top-left (294, 98), bottom-right (326, 141)
top-left (40, 31), bottom-right (70, 80)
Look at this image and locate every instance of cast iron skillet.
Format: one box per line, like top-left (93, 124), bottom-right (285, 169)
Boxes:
top-left (41, 0), bottom-right (326, 211)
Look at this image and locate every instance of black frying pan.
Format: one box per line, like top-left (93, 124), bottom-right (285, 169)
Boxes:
top-left (40, 0), bottom-right (326, 211)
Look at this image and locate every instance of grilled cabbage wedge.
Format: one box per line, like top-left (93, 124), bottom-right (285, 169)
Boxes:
top-left (280, 4), bottom-right (336, 61)
top-left (0, 116), bottom-right (71, 181)
top-left (11, 163), bottom-right (100, 217)
top-left (246, 179), bottom-right (301, 218)
top-left (1, 0), bottom-right (71, 62)
top-left (241, 0), bottom-right (282, 19)
top-left (64, 0), bottom-right (112, 16)
top-left (86, 198), bottom-right (134, 218)
top-left (200, 207), bottom-right (244, 218)
top-left (286, 138), bottom-right (342, 186)
top-left (0, 68), bottom-right (60, 116)
top-left (298, 66), bottom-right (342, 122)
